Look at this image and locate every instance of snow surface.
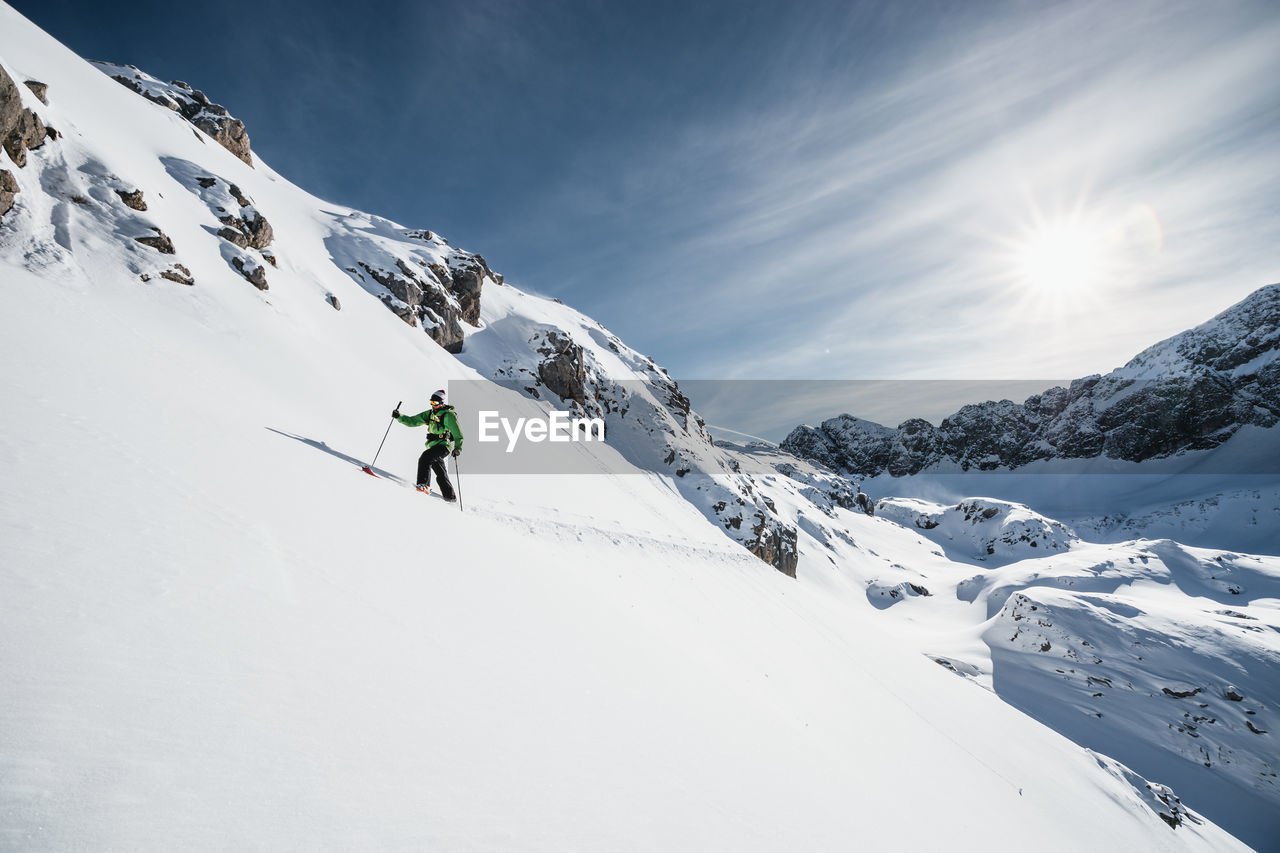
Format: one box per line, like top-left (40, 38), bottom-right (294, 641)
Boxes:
top-left (1, 3), bottom-right (1276, 850)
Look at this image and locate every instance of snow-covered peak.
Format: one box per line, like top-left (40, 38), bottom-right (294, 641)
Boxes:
top-left (1120, 282), bottom-right (1280, 380)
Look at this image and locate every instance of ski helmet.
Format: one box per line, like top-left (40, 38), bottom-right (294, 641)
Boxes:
top-left (430, 389), bottom-right (447, 405)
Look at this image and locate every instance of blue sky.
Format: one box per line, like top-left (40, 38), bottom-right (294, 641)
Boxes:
top-left (15, 0), bottom-right (1280, 421)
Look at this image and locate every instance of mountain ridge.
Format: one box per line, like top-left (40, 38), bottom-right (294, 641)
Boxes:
top-left (782, 283), bottom-right (1280, 476)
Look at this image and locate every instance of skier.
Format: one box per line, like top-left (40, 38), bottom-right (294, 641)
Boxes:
top-left (393, 390), bottom-right (463, 501)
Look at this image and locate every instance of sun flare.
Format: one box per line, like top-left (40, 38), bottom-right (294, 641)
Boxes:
top-left (1014, 222), bottom-right (1103, 293)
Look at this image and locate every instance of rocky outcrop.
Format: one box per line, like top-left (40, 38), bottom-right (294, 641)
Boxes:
top-left (232, 256), bottom-right (268, 290)
top-left (116, 189), bottom-right (147, 211)
top-left (134, 228), bottom-right (175, 254)
top-left (0, 168), bottom-right (16, 220)
top-left (536, 330), bottom-right (587, 404)
top-left (356, 259), bottom-right (465, 351)
top-left (218, 206), bottom-right (272, 250)
top-left (23, 81), bottom-right (48, 105)
top-left (93, 63), bottom-right (253, 166)
top-left (783, 284), bottom-right (1280, 475)
top-left (139, 264), bottom-right (194, 285)
top-left (161, 265), bottom-right (194, 285)
top-left (1, 64), bottom-right (48, 169)
top-left (748, 514), bottom-right (799, 577)
top-left (329, 220), bottom-right (495, 353)
top-left (444, 252), bottom-right (495, 324)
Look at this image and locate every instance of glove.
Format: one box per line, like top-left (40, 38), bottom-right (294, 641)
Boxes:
top-left (392, 408), bottom-right (401, 419)
top-left (451, 448), bottom-right (461, 458)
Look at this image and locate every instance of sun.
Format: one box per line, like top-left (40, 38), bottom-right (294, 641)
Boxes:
top-left (1013, 220), bottom-right (1103, 294)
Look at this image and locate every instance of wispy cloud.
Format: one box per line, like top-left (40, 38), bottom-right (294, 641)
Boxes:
top-left (520, 0), bottom-right (1279, 387)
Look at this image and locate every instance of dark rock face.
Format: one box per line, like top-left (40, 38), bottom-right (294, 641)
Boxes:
top-left (134, 229), bottom-right (175, 254)
top-left (232, 256), bottom-right (268, 290)
top-left (336, 227), bottom-right (493, 353)
top-left (0, 168), bottom-right (17, 220)
top-left (159, 264), bottom-right (194, 285)
top-left (779, 424), bottom-right (841, 470)
top-left (444, 252), bottom-right (493, 325)
top-left (888, 418), bottom-right (944, 476)
top-left (0, 68), bottom-right (20, 138)
top-left (23, 81), bottom-right (49, 105)
top-left (748, 513), bottom-right (799, 577)
top-left (217, 225), bottom-right (249, 248)
top-left (1, 65), bottom-right (48, 169)
top-left (116, 189), bottom-right (147, 211)
top-left (205, 179), bottom-right (274, 250)
top-left (537, 330), bottom-right (587, 404)
top-left (193, 113), bottom-right (251, 166)
top-left (783, 284), bottom-right (1280, 475)
top-left (94, 63), bottom-right (253, 166)
top-left (357, 260), bottom-right (465, 352)
top-left (240, 210), bottom-right (273, 249)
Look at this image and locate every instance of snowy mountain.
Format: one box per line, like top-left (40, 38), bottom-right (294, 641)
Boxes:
top-left (782, 283), bottom-right (1280, 475)
top-left (2, 3), bottom-right (1277, 850)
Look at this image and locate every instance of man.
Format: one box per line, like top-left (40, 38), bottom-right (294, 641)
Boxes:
top-left (393, 389), bottom-right (462, 501)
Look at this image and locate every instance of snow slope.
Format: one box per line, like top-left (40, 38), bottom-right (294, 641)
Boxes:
top-left (0, 3), bottom-right (1275, 850)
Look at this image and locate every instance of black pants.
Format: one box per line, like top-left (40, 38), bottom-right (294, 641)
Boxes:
top-left (416, 444), bottom-right (455, 499)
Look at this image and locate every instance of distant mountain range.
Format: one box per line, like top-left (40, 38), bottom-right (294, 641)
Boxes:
top-left (781, 284), bottom-right (1280, 476)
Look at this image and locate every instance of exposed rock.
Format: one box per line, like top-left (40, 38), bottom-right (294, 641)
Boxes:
top-left (748, 513), bottom-right (799, 577)
top-left (0, 67), bottom-right (20, 142)
top-left (134, 229), bottom-right (175, 254)
top-left (159, 264), bottom-right (194, 285)
top-left (328, 294), bottom-right (341, 311)
top-left (0, 168), bottom-right (17, 220)
top-left (116, 189), bottom-right (147, 211)
top-left (445, 252), bottom-right (493, 324)
top-left (217, 225), bottom-right (249, 248)
top-left (232, 256), bottom-right (268, 290)
top-left (359, 259), bottom-right (465, 352)
top-left (93, 62), bottom-right (253, 166)
top-left (212, 184), bottom-right (273, 251)
top-left (240, 209), bottom-right (273, 249)
top-left (1, 65), bottom-right (48, 168)
top-left (536, 330), bottom-right (587, 404)
top-left (23, 81), bottom-right (49, 105)
top-left (202, 181), bottom-right (274, 250)
top-left (191, 114), bottom-right (250, 165)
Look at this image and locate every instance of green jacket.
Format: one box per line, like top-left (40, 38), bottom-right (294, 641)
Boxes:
top-left (396, 404), bottom-right (463, 451)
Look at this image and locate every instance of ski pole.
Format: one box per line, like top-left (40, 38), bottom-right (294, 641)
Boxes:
top-left (453, 454), bottom-right (464, 512)
top-left (362, 401), bottom-right (401, 476)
